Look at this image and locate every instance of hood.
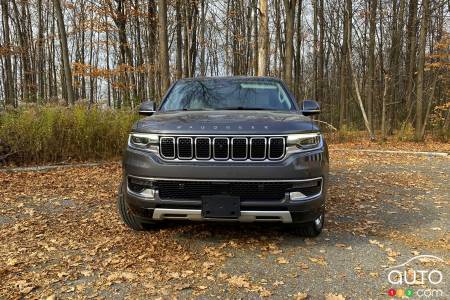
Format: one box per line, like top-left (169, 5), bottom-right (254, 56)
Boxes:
top-left (133, 111), bottom-right (319, 135)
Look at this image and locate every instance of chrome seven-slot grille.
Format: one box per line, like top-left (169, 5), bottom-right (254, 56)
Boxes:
top-left (159, 136), bottom-right (285, 161)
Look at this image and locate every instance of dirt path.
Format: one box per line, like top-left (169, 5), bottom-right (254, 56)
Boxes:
top-left (0, 151), bottom-right (448, 299)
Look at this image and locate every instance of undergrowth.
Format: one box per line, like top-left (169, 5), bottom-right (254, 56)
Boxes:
top-left (0, 105), bottom-right (138, 165)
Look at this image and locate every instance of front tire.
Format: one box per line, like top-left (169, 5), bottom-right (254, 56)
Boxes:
top-left (291, 211), bottom-right (324, 237)
top-left (117, 183), bottom-right (144, 231)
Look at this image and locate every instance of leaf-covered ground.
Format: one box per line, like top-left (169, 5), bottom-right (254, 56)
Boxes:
top-left (328, 140), bottom-right (450, 153)
top-left (0, 151), bottom-right (449, 299)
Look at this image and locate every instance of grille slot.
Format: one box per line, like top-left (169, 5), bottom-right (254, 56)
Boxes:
top-left (157, 181), bottom-right (292, 201)
top-left (268, 137), bottom-right (285, 160)
top-left (177, 137), bottom-right (193, 159)
top-left (250, 138), bottom-right (266, 160)
top-left (213, 138), bottom-right (229, 160)
top-left (160, 137), bottom-right (175, 159)
top-left (231, 138), bottom-right (247, 160)
top-left (195, 137), bottom-right (211, 159)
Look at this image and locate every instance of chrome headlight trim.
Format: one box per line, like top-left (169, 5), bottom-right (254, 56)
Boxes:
top-left (286, 132), bottom-right (322, 153)
top-left (128, 133), bottom-right (159, 151)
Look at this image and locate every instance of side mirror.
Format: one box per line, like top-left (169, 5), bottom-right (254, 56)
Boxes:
top-left (301, 100), bottom-right (320, 116)
top-left (139, 101), bottom-right (156, 116)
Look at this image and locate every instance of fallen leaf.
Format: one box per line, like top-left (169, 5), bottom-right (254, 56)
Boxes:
top-left (297, 261), bottom-right (309, 270)
top-left (227, 275), bottom-right (251, 288)
top-left (293, 291), bottom-right (308, 299)
top-left (273, 280), bottom-right (284, 286)
top-left (277, 257), bottom-right (289, 264)
top-left (308, 257), bottom-right (327, 266)
top-left (325, 293), bottom-right (346, 300)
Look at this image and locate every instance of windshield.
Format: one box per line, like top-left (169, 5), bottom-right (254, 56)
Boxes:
top-left (160, 79), bottom-right (295, 111)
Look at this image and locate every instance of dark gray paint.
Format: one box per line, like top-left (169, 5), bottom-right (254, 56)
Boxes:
top-left (122, 76), bottom-right (328, 224)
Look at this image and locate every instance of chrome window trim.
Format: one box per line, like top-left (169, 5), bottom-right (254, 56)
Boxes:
top-left (213, 137), bottom-right (229, 160)
top-left (231, 137), bottom-right (248, 160)
top-left (159, 137), bottom-right (176, 159)
top-left (194, 137), bottom-right (211, 160)
top-left (268, 137), bottom-right (286, 160)
top-left (177, 137), bottom-right (194, 160)
top-left (249, 137), bottom-right (267, 160)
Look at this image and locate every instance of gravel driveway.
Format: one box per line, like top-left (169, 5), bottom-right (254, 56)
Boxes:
top-left (0, 150), bottom-right (448, 299)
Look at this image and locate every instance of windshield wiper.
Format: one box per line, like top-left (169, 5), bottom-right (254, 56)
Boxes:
top-left (180, 108), bottom-right (213, 111)
top-left (222, 107), bottom-right (268, 110)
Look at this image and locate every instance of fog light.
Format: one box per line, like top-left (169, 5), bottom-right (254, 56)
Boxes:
top-left (127, 177), bottom-right (156, 199)
top-left (290, 191), bottom-right (307, 201)
top-left (139, 188), bottom-right (155, 199)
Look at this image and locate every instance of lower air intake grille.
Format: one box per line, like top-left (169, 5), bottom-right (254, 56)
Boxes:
top-left (156, 181), bottom-right (293, 201)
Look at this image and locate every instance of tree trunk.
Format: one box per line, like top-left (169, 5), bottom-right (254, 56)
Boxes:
top-left (253, 0), bottom-right (258, 75)
top-left (200, 0), bottom-right (206, 76)
top-left (381, 75), bottom-right (389, 140)
top-left (147, 0), bottom-right (157, 99)
top-left (176, 0), bottom-right (183, 79)
top-left (135, 0), bottom-right (145, 102)
top-left (189, 2), bottom-right (198, 77)
top-left (12, 0), bottom-right (34, 102)
top-left (1, 0), bottom-right (15, 107)
top-left (312, 0), bottom-right (318, 100)
top-left (415, 0), bottom-right (429, 140)
top-left (346, 0), bottom-right (375, 140)
top-left (317, 0), bottom-right (325, 102)
top-left (294, 0), bottom-right (303, 99)
top-left (105, 14), bottom-right (111, 107)
top-left (387, 0), bottom-right (406, 134)
top-left (53, 0), bottom-right (74, 105)
top-left (339, 0), bottom-right (351, 129)
top-left (283, 0), bottom-right (297, 88)
top-left (183, 3), bottom-right (190, 77)
top-left (419, 75), bottom-right (437, 140)
top-left (274, 0), bottom-right (280, 76)
top-left (257, 0), bottom-right (268, 76)
top-left (37, 0), bottom-right (45, 102)
top-left (158, 0), bottom-right (170, 92)
top-left (367, 0), bottom-right (377, 129)
top-left (405, 0), bottom-right (418, 111)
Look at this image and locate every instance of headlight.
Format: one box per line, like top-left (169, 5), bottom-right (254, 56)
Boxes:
top-left (129, 133), bottom-right (159, 150)
top-left (287, 133), bottom-right (321, 150)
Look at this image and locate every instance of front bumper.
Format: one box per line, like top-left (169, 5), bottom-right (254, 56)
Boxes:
top-left (122, 146), bottom-right (328, 224)
top-left (152, 209), bottom-right (294, 223)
